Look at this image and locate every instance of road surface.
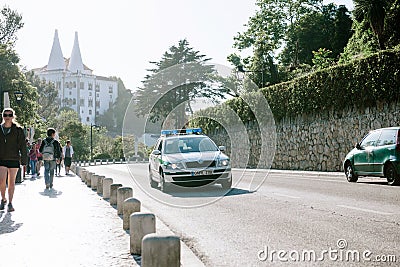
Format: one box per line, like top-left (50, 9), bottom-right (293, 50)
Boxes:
top-left (84, 163), bottom-right (400, 266)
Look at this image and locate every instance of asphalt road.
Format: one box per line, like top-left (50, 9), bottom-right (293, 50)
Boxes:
top-left (85, 163), bottom-right (400, 266)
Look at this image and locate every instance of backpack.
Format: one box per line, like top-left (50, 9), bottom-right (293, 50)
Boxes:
top-left (42, 139), bottom-right (55, 161)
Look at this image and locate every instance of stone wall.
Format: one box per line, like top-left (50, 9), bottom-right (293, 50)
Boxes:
top-left (209, 101), bottom-right (400, 171)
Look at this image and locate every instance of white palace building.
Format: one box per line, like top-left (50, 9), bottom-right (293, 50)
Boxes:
top-left (34, 30), bottom-right (118, 125)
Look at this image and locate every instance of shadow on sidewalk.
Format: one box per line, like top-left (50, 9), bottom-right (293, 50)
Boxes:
top-left (39, 189), bottom-right (63, 198)
top-left (0, 212), bottom-right (23, 235)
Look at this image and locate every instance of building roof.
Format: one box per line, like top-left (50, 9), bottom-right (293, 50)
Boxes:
top-left (47, 29), bottom-right (65, 71)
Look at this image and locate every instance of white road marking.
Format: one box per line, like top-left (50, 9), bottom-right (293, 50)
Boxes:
top-left (337, 205), bottom-right (394, 215)
top-left (273, 193), bottom-right (301, 199)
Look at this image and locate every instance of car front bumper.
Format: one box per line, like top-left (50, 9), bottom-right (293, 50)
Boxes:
top-left (163, 168), bottom-right (231, 184)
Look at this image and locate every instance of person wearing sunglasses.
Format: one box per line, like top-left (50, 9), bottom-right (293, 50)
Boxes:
top-left (0, 108), bottom-right (28, 212)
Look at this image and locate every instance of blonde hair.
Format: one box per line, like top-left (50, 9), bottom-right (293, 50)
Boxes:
top-left (2, 107), bottom-right (21, 127)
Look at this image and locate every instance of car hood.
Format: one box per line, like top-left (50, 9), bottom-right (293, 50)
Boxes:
top-left (162, 151), bottom-right (229, 163)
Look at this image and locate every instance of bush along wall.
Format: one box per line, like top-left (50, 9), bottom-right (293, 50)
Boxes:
top-left (191, 49), bottom-right (400, 171)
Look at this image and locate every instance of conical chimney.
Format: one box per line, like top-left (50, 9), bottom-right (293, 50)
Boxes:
top-left (47, 29), bottom-right (65, 70)
top-left (68, 31), bottom-right (84, 73)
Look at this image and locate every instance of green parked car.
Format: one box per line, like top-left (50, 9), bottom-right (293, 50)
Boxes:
top-left (343, 127), bottom-right (400, 185)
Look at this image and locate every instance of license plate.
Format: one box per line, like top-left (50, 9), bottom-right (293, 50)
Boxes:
top-left (192, 170), bottom-right (213, 176)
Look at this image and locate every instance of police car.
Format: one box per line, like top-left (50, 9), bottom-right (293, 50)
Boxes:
top-left (149, 128), bottom-right (232, 192)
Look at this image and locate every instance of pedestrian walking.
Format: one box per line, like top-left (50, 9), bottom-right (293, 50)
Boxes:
top-left (39, 128), bottom-right (61, 189)
top-left (62, 140), bottom-right (74, 175)
top-left (36, 138), bottom-right (43, 176)
top-left (55, 142), bottom-right (63, 176)
top-left (0, 108), bottom-right (28, 212)
top-left (25, 138), bottom-right (31, 177)
top-left (28, 142), bottom-right (38, 178)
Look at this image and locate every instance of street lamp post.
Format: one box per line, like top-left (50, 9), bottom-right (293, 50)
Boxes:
top-left (0, 86), bottom-right (24, 110)
top-left (90, 123), bottom-right (100, 162)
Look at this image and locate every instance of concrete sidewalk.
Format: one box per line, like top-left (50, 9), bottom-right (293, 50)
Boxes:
top-left (0, 171), bottom-right (137, 267)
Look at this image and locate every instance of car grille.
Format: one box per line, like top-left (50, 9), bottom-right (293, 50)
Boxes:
top-left (186, 160), bottom-right (216, 168)
top-left (172, 173), bottom-right (226, 182)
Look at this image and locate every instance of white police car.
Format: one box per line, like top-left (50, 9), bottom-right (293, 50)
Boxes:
top-left (149, 128), bottom-right (232, 192)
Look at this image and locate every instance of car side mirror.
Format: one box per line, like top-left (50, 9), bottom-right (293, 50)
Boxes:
top-left (152, 150), bottom-right (161, 156)
top-left (219, 146), bottom-right (226, 152)
top-left (355, 143), bottom-right (362, 150)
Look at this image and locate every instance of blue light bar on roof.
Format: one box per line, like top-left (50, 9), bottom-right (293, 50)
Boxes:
top-left (161, 128), bottom-right (202, 136)
top-left (186, 128), bottom-right (202, 134)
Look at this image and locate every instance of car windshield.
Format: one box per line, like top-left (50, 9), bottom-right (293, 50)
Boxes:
top-left (163, 136), bottom-right (219, 154)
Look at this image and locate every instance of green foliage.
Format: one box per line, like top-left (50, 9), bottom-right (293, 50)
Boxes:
top-left (0, 44), bottom-right (39, 125)
top-left (229, 0), bottom-right (352, 86)
top-left (354, 0), bottom-right (387, 49)
top-left (0, 6), bottom-right (24, 46)
top-left (339, 20), bottom-right (380, 63)
top-left (25, 71), bottom-right (59, 122)
top-left (135, 39), bottom-right (225, 128)
top-left (280, 4), bottom-right (352, 66)
top-left (192, 49), bottom-right (400, 131)
top-left (96, 77), bottom-right (132, 135)
top-left (312, 48), bottom-right (335, 70)
top-left (384, 0), bottom-right (400, 48)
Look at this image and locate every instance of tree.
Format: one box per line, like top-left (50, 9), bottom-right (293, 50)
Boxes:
top-left (25, 71), bottom-right (59, 122)
top-left (280, 4), bottom-right (352, 66)
top-left (135, 39), bottom-right (225, 128)
top-left (0, 6), bottom-right (24, 46)
top-left (0, 44), bottom-right (38, 125)
top-left (230, 0), bottom-right (323, 86)
top-left (96, 77), bottom-right (132, 135)
top-left (383, 0), bottom-right (400, 48)
top-left (354, 0), bottom-right (388, 49)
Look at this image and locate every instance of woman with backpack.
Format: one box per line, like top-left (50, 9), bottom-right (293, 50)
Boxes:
top-left (39, 128), bottom-right (61, 189)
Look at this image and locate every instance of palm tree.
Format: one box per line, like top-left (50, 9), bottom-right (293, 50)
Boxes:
top-left (353, 0), bottom-right (388, 49)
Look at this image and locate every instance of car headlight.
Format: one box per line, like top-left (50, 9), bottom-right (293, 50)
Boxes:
top-left (165, 162), bottom-right (184, 170)
top-left (217, 159), bottom-right (230, 167)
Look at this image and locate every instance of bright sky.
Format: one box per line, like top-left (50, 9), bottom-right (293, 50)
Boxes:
top-left (3, 0), bottom-right (353, 91)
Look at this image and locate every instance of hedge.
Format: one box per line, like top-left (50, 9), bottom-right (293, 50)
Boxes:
top-left (191, 49), bottom-right (400, 133)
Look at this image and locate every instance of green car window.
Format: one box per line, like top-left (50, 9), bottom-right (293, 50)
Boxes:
top-left (376, 129), bottom-right (397, 146)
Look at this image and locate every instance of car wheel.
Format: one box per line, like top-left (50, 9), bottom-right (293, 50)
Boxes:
top-left (221, 176), bottom-right (232, 190)
top-left (160, 171), bottom-right (169, 192)
top-left (345, 163), bottom-right (358, 182)
top-left (149, 168), bottom-right (158, 188)
top-left (386, 164), bottom-right (399, 186)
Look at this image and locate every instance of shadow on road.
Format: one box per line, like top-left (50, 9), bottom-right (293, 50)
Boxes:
top-left (39, 189), bottom-right (63, 198)
top-left (164, 185), bottom-right (254, 198)
top-left (0, 212), bottom-right (23, 235)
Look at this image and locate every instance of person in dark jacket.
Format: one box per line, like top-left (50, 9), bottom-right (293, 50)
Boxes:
top-left (0, 108), bottom-right (27, 212)
top-left (39, 128), bottom-right (62, 189)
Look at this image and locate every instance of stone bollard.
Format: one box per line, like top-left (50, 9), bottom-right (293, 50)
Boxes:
top-left (91, 174), bottom-right (98, 190)
top-left (86, 172), bottom-right (92, 187)
top-left (141, 234), bottom-right (180, 267)
top-left (130, 213), bottom-right (156, 255)
top-left (81, 170), bottom-right (88, 183)
top-left (117, 187), bottom-right (133, 215)
top-left (75, 166), bottom-right (80, 177)
top-left (110, 183), bottom-right (122, 205)
top-left (97, 175), bottom-right (105, 195)
top-left (123, 198), bottom-right (141, 230)
top-left (102, 178), bottom-right (113, 199)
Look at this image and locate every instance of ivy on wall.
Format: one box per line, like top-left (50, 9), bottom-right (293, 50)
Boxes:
top-left (192, 49), bottom-right (400, 133)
